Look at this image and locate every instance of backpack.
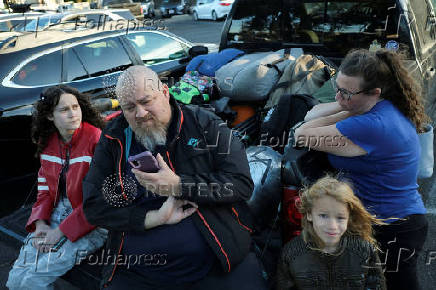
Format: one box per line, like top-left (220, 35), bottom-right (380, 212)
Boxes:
top-left (265, 54), bottom-right (336, 109)
top-left (260, 94), bottom-right (319, 153)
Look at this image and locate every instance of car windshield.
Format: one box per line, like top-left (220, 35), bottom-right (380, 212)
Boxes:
top-left (21, 15), bottom-right (63, 31)
top-left (227, 0), bottom-right (413, 58)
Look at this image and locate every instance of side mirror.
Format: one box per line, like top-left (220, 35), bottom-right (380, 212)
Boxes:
top-left (188, 45), bottom-right (208, 57)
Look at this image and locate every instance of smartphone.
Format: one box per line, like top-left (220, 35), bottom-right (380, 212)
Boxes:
top-left (51, 236), bottom-right (67, 252)
top-left (128, 151), bottom-right (160, 173)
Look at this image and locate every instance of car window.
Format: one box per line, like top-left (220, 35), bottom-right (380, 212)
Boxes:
top-left (66, 49), bottom-right (88, 82)
top-left (126, 32), bottom-right (188, 65)
top-left (22, 15), bottom-right (62, 31)
top-left (73, 37), bottom-right (133, 77)
top-left (227, 0), bottom-right (413, 58)
top-left (13, 50), bottom-right (62, 86)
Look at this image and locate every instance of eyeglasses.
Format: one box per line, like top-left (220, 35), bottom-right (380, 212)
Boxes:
top-left (333, 82), bottom-right (367, 101)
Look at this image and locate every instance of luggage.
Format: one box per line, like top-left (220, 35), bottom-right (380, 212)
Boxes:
top-left (265, 54), bottom-right (336, 108)
top-left (216, 48), bottom-right (302, 101)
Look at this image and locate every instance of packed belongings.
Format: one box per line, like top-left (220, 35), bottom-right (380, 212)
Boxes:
top-left (186, 48), bottom-right (245, 77)
top-left (215, 48), bottom-right (303, 101)
top-left (265, 54), bottom-right (336, 108)
top-left (170, 70), bottom-right (217, 105)
top-left (246, 146), bottom-right (282, 229)
top-left (169, 81), bottom-right (210, 105)
top-left (246, 146), bottom-right (283, 282)
top-left (260, 94), bottom-right (319, 153)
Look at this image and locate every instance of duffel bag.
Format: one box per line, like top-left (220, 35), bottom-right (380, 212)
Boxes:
top-left (265, 54), bottom-right (336, 109)
top-left (216, 48), bottom-right (301, 101)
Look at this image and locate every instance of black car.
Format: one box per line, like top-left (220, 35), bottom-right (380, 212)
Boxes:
top-left (0, 26), bottom-right (198, 217)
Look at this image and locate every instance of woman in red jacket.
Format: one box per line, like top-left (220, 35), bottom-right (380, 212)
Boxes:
top-left (7, 85), bottom-right (107, 289)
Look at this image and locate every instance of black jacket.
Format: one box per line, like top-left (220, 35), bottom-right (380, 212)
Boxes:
top-left (83, 98), bottom-right (254, 288)
top-left (276, 235), bottom-right (386, 290)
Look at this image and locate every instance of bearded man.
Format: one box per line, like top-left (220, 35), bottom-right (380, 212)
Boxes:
top-left (82, 66), bottom-right (267, 290)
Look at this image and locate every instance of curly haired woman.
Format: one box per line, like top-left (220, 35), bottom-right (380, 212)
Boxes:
top-left (7, 85), bottom-right (107, 289)
top-left (295, 49), bottom-right (429, 290)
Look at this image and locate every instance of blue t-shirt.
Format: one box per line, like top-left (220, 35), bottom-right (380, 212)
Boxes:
top-left (121, 130), bottom-right (215, 285)
top-left (328, 100), bottom-right (426, 221)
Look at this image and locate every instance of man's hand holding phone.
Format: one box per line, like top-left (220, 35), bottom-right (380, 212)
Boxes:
top-left (132, 153), bottom-right (181, 197)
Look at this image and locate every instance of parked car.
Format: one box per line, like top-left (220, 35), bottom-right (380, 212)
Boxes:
top-left (96, 0), bottom-right (143, 19)
top-left (158, 0), bottom-right (189, 17)
top-left (192, 0), bottom-right (234, 21)
top-left (132, 0), bottom-right (155, 17)
top-left (0, 27), bottom-right (200, 218)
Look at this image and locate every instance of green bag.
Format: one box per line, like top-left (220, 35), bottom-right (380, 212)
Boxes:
top-left (169, 81), bottom-right (210, 105)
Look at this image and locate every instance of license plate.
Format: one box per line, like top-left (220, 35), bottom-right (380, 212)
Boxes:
top-left (169, 9), bottom-right (174, 14)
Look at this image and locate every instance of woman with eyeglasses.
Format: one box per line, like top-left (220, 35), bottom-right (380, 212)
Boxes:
top-left (294, 49), bottom-right (429, 290)
top-left (7, 85), bottom-right (107, 289)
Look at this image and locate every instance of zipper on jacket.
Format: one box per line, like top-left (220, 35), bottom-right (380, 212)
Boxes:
top-left (196, 209), bottom-right (231, 272)
top-left (166, 151), bottom-right (175, 172)
top-left (104, 134), bottom-right (128, 200)
top-left (53, 142), bottom-right (71, 206)
top-left (165, 142), bottom-right (232, 273)
top-left (231, 207), bottom-right (253, 233)
top-left (104, 232), bottom-right (125, 287)
top-left (103, 134), bottom-right (127, 287)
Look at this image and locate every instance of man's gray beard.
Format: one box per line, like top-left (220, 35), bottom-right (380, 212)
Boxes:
top-left (134, 125), bottom-right (167, 152)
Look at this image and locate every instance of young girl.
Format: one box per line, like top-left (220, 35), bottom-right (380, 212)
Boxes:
top-left (7, 85), bottom-right (108, 290)
top-left (276, 176), bottom-right (386, 290)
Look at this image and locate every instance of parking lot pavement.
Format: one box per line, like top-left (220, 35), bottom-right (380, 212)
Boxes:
top-left (418, 185), bottom-right (436, 289)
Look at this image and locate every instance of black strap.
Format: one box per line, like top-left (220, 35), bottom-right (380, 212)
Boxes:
top-left (265, 48), bottom-right (292, 79)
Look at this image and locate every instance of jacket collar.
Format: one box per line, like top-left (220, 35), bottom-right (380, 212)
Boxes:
top-left (55, 122), bottom-right (87, 148)
top-left (306, 234), bottom-right (348, 257)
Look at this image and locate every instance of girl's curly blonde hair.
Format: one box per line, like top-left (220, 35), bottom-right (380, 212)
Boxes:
top-left (298, 175), bottom-right (384, 250)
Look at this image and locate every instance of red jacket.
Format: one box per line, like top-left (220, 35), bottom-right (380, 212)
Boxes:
top-left (26, 122), bottom-right (101, 242)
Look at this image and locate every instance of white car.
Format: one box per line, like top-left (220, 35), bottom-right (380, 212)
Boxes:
top-left (192, 0), bottom-right (233, 21)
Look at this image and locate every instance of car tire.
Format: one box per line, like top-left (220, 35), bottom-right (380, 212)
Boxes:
top-left (193, 11), bottom-right (198, 21)
top-left (212, 10), bottom-right (217, 21)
